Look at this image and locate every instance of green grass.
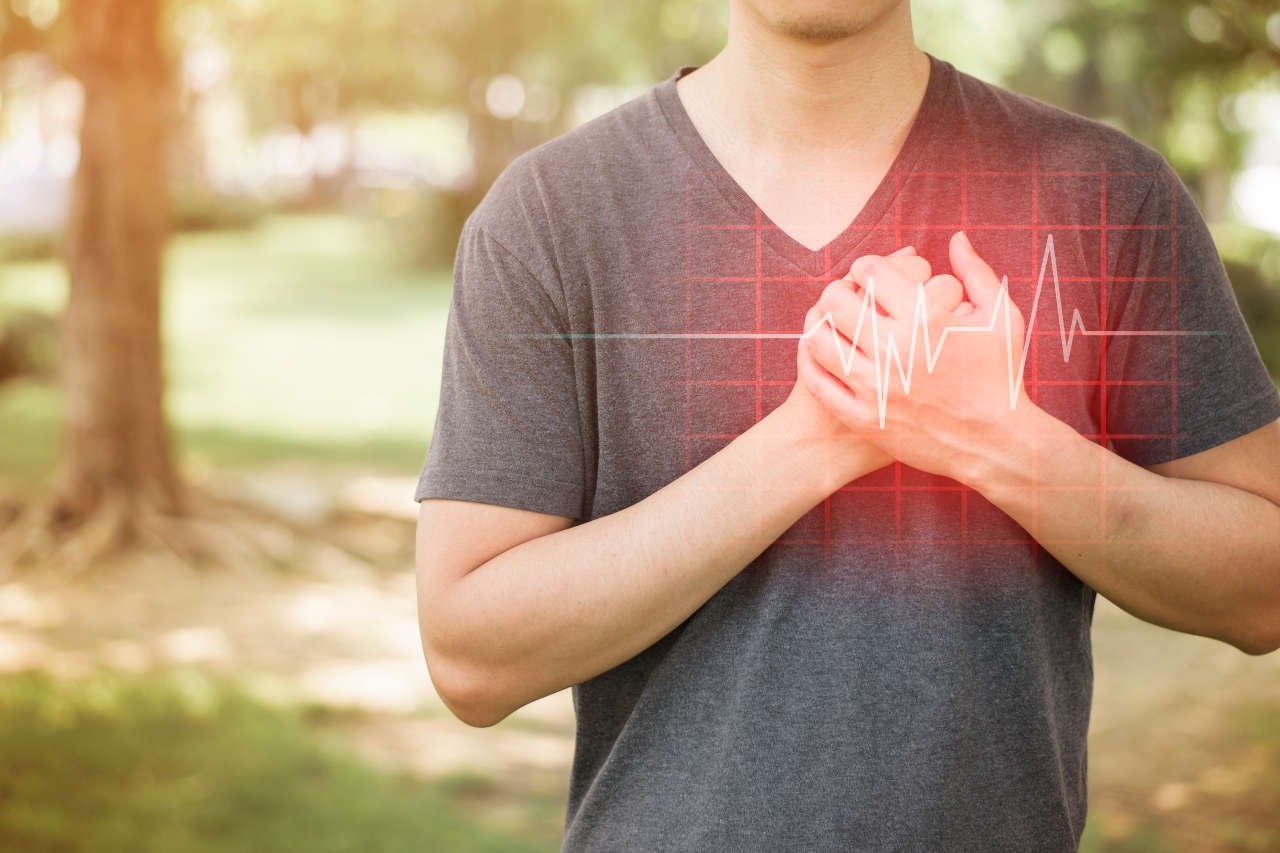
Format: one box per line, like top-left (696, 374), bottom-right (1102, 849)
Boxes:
top-left (0, 214), bottom-right (453, 484)
top-left (1079, 817), bottom-right (1177, 853)
top-left (0, 669), bottom-right (556, 853)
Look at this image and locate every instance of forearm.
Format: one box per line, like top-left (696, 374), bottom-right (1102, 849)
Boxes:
top-left (431, 400), bottom-right (888, 724)
top-left (969, 405), bottom-right (1280, 653)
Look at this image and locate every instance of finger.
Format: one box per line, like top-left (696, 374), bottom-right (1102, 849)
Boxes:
top-left (846, 254), bottom-right (920, 321)
top-left (815, 279), bottom-right (880, 359)
top-left (889, 255), bottom-right (932, 288)
top-left (922, 273), bottom-right (963, 313)
top-left (954, 301), bottom-right (975, 317)
top-left (827, 280), bottom-right (911, 370)
top-left (800, 302), bottom-right (834, 353)
top-left (797, 345), bottom-right (873, 427)
top-left (859, 254), bottom-right (931, 325)
top-left (949, 231), bottom-right (1003, 311)
top-left (799, 301), bottom-right (837, 355)
top-left (802, 313), bottom-right (875, 389)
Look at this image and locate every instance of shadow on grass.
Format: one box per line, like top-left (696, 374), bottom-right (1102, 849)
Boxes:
top-left (175, 422), bottom-right (430, 474)
top-left (0, 669), bottom-right (556, 853)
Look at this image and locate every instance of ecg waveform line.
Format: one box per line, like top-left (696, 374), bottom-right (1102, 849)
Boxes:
top-left (797, 233), bottom-right (1219, 427)
top-left (524, 234), bottom-right (1219, 428)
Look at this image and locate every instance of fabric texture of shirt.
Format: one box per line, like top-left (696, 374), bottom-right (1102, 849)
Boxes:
top-left (414, 54), bottom-right (1280, 851)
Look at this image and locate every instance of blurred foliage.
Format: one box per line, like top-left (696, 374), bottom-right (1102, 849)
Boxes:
top-left (0, 669), bottom-right (556, 853)
top-left (0, 307), bottom-right (57, 386)
top-left (1226, 258), bottom-right (1280, 376)
top-left (0, 232), bottom-right (60, 264)
top-left (380, 187), bottom-right (468, 270)
top-left (0, 191), bottom-right (265, 258)
top-left (186, 0), bottom-right (725, 127)
top-left (171, 188), bottom-right (269, 232)
top-left (173, 0), bottom-right (728, 264)
top-left (3, 1), bottom-right (1277, 193)
top-left (998, 0), bottom-right (1280, 220)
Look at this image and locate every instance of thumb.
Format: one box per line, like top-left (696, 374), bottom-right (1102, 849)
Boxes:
top-left (949, 231), bottom-right (1002, 310)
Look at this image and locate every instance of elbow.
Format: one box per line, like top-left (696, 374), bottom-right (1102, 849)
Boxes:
top-left (423, 650), bottom-right (513, 728)
top-left (417, 580), bottom-right (512, 727)
top-left (1229, 603), bottom-right (1280, 657)
top-left (1232, 635), bottom-right (1279, 657)
top-left (1232, 631), bottom-right (1280, 658)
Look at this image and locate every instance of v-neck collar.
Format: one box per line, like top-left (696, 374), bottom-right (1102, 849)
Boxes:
top-left (653, 52), bottom-right (956, 278)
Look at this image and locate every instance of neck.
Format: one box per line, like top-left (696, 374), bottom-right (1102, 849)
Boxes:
top-left (684, 1), bottom-right (930, 166)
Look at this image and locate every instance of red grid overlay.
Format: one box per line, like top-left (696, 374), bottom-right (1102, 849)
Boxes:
top-left (677, 158), bottom-right (1190, 556)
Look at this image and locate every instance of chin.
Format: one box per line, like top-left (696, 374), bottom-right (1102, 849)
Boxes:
top-left (742, 0), bottom-right (906, 42)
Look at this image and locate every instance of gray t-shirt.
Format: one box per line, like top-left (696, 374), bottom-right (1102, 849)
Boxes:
top-left (415, 54), bottom-right (1280, 851)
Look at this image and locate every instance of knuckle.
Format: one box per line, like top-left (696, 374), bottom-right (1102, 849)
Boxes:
top-left (849, 254), bottom-right (878, 279)
top-left (816, 287), bottom-right (836, 313)
top-left (896, 257), bottom-right (931, 282)
top-left (824, 287), bottom-right (850, 315)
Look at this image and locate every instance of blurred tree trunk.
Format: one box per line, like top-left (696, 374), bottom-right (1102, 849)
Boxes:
top-left (55, 0), bottom-right (184, 534)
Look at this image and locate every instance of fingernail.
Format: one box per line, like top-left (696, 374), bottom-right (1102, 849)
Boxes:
top-left (956, 231), bottom-right (972, 251)
top-left (888, 245), bottom-right (914, 258)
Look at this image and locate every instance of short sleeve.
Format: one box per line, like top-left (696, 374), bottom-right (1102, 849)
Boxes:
top-left (414, 216), bottom-right (586, 518)
top-left (1103, 159), bottom-right (1280, 466)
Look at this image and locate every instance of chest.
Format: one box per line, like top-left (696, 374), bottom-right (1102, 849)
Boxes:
top-left (729, 165), bottom-right (885, 252)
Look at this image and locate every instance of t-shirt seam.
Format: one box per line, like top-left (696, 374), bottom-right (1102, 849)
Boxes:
top-left (420, 463), bottom-right (584, 494)
top-left (1173, 381), bottom-right (1280, 444)
top-left (651, 81), bottom-right (714, 199)
top-left (470, 221), bottom-right (574, 333)
top-left (522, 163), bottom-right (574, 322)
top-left (1106, 165), bottom-right (1166, 326)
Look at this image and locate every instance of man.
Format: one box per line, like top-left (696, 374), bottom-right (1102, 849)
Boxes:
top-left (414, 1), bottom-right (1280, 849)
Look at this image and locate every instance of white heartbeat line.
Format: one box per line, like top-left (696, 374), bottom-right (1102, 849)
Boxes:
top-left (797, 234), bottom-right (1213, 427)
top-left (522, 234), bottom-right (1218, 428)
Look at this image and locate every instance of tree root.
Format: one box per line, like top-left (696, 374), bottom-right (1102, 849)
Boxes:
top-left (0, 483), bottom-right (383, 578)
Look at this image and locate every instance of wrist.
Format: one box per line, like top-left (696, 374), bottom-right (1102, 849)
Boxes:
top-left (961, 397), bottom-right (1064, 497)
top-left (770, 392), bottom-right (887, 493)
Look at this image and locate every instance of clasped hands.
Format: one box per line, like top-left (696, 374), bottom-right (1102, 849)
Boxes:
top-left (793, 231), bottom-right (1039, 485)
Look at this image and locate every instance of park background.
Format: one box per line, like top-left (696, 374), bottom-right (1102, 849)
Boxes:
top-left (0, 0), bottom-right (1278, 850)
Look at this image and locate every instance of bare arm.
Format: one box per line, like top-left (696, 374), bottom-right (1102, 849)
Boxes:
top-left (416, 388), bottom-right (889, 727)
top-left (968, 412), bottom-right (1280, 655)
